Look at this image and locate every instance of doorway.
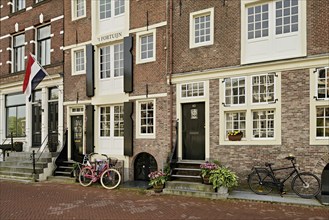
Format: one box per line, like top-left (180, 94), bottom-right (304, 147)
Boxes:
top-left (182, 102), bottom-right (205, 160)
top-left (134, 152), bottom-right (157, 181)
top-left (71, 115), bottom-right (83, 162)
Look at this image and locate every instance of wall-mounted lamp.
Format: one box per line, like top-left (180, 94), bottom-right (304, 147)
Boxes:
top-left (37, 100), bottom-right (44, 112)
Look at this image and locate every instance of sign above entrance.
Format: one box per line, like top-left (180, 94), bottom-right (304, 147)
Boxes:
top-left (97, 32), bottom-right (123, 44)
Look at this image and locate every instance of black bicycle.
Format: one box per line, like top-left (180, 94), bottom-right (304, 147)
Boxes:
top-left (247, 155), bottom-right (321, 199)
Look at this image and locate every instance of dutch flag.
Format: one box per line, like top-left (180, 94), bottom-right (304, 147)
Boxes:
top-left (22, 54), bottom-right (48, 101)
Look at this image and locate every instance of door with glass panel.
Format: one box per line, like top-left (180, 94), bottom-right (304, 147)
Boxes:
top-left (32, 91), bottom-right (42, 147)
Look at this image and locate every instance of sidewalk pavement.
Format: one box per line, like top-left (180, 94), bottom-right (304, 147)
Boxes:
top-left (121, 180), bottom-right (324, 207)
top-left (228, 190), bottom-right (323, 206)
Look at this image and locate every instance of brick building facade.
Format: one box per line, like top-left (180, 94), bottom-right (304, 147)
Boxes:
top-left (0, 0), bottom-right (328, 186)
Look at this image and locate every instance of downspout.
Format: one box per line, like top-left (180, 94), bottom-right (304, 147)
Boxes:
top-left (168, 0), bottom-right (174, 151)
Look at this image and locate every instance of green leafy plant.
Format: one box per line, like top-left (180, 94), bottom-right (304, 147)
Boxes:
top-left (209, 166), bottom-right (239, 189)
top-left (148, 170), bottom-right (168, 186)
top-left (200, 161), bottom-right (219, 178)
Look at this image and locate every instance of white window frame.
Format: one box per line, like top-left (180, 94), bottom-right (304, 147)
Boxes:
top-left (136, 99), bottom-right (156, 139)
top-left (12, 0), bottom-right (25, 13)
top-left (224, 77), bottom-right (246, 106)
top-left (12, 33), bottom-right (25, 73)
top-left (71, 46), bottom-right (86, 75)
top-left (99, 0), bottom-right (125, 20)
top-left (220, 72), bottom-right (281, 145)
top-left (99, 105), bottom-right (124, 138)
top-left (99, 42), bottom-right (124, 79)
top-left (241, 0), bottom-right (307, 64)
top-left (72, 0), bottom-right (86, 21)
top-left (189, 7), bottom-right (214, 49)
top-left (36, 24), bottom-right (51, 66)
top-left (310, 67), bottom-right (329, 145)
top-left (225, 111), bottom-right (247, 139)
top-left (136, 29), bottom-right (156, 64)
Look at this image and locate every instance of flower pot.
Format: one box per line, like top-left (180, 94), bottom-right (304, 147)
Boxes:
top-left (228, 134), bottom-right (242, 141)
top-left (202, 175), bottom-right (211, 185)
top-left (153, 184), bottom-right (164, 193)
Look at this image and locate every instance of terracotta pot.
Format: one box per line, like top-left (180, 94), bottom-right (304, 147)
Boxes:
top-left (153, 184), bottom-right (164, 193)
top-left (202, 175), bottom-right (211, 185)
top-left (228, 134), bottom-right (242, 141)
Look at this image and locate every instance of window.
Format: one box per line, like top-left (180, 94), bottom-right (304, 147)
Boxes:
top-left (316, 67), bottom-right (329, 99)
top-left (72, 48), bottom-right (85, 75)
top-left (252, 74), bottom-right (275, 103)
top-left (275, 0), bottom-right (299, 35)
top-left (72, 0), bottom-right (86, 20)
top-left (100, 42), bottom-right (123, 79)
top-left (136, 29), bottom-right (156, 64)
top-left (316, 107), bottom-right (329, 138)
top-left (189, 8), bottom-right (214, 48)
top-left (13, 34), bottom-right (25, 72)
top-left (100, 105), bottom-right (124, 137)
top-left (225, 112), bottom-right (246, 138)
top-left (12, 0), bottom-right (25, 12)
top-left (221, 73), bottom-right (280, 144)
top-left (100, 106), bottom-right (111, 136)
top-left (140, 101), bottom-right (154, 134)
top-left (137, 100), bottom-right (156, 138)
top-left (242, 0), bottom-right (306, 64)
top-left (37, 25), bottom-right (51, 66)
top-left (6, 93), bottom-right (26, 137)
top-left (225, 77), bottom-right (246, 105)
top-left (247, 4), bottom-right (269, 39)
top-left (100, 0), bottom-right (125, 20)
top-left (310, 67), bottom-right (329, 144)
top-left (252, 110), bottom-right (275, 138)
top-left (181, 82), bottom-right (205, 98)
top-left (114, 106), bottom-right (124, 137)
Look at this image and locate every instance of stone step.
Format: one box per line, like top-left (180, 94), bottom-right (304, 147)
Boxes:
top-left (54, 171), bottom-right (71, 175)
top-left (0, 171), bottom-right (36, 179)
top-left (0, 166), bottom-right (44, 174)
top-left (166, 181), bottom-right (214, 192)
top-left (173, 168), bottom-right (201, 171)
top-left (163, 188), bottom-right (228, 200)
top-left (0, 161), bottom-right (48, 168)
top-left (5, 157), bottom-right (52, 163)
top-left (6, 152), bottom-right (53, 158)
top-left (47, 176), bottom-right (76, 184)
top-left (171, 174), bottom-right (201, 179)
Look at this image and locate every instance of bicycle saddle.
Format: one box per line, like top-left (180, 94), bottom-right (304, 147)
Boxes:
top-left (265, 162), bottom-right (274, 167)
top-left (285, 154), bottom-right (295, 160)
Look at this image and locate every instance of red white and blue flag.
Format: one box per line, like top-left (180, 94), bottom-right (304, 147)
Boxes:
top-left (22, 54), bottom-right (48, 101)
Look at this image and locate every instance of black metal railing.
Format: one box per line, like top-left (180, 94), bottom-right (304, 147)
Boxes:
top-left (169, 120), bottom-right (179, 176)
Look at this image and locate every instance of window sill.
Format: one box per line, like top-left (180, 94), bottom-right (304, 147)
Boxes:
top-left (220, 139), bottom-right (281, 146)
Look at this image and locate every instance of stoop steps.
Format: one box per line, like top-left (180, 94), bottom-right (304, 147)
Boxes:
top-left (0, 152), bottom-right (55, 182)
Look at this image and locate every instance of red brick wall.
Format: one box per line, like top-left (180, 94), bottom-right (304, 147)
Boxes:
top-left (0, 0), bottom-right (64, 85)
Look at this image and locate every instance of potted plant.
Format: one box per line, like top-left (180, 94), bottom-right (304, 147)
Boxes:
top-left (209, 166), bottom-right (239, 195)
top-left (200, 161), bottom-right (219, 184)
top-left (148, 170), bottom-right (168, 193)
top-left (227, 130), bottom-right (243, 141)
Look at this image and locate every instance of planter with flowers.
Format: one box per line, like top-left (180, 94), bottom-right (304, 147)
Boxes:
top-left (200, 161), bottom-right (219, 184)
top-left (148, 170), bottom-right (168, 193)
top-left (227, 131), bottom-right (243, 141)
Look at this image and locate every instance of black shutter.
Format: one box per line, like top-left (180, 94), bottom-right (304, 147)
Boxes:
top-left (86, 44), bottom-right (95, 97)
top-left (124, 35), bottom-right (133, 93)
top-left (124, 102), bottom-right (133, 156)
top-left (85, 104), bottom-right (94, 154)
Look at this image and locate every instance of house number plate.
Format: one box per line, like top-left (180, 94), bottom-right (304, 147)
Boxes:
top-left (191, 109), bottom-right (198, 119)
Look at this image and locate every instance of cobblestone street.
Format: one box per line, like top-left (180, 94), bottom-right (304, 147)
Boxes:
top-left (0, 180), bottom-right (328, 220)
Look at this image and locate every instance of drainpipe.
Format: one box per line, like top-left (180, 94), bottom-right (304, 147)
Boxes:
top-left (168, 0), bottom-right (174, 151)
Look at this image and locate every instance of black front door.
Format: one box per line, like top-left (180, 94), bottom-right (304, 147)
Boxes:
top-left (134, 153), bottom-right (157, 181)
top-left (31, 105), bottom-right (42, 147)
top-left (182, 102), bottom-right (205, 160)
top-left (71, 115), bottom-right (83, 162)
top-left (48, 101), bottom-right (58, 149)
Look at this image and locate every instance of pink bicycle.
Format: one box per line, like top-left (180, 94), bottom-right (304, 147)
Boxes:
top-left (78, 153), bottom-right (121, 189)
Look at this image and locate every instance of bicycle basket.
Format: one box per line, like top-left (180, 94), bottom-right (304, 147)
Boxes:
top-left (109, 158), bottom-right (118, 167)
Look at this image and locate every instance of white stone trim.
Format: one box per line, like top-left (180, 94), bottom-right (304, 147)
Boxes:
top-left (62, 41), bottom-right (92, 51)
top-left (128, 93), bottom-right (167, 100)
top-left (0, 16), bottom-right (9, 21)
top-left (51, 15), bottom-right (64, 22)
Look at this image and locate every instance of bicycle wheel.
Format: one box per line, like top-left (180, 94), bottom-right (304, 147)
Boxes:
top-left (100, 168), bottom-right (121, 189)
top-left (292, 172), bottom-right (320, 198)
top-left (79, 166), bottom-right (93, 187)
top-left (248, 170), bottom-right (275, 195)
